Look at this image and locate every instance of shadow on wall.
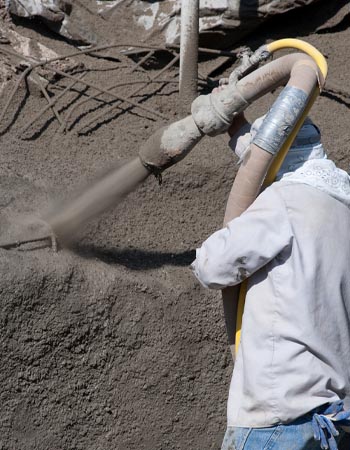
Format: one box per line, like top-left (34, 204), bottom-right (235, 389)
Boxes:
top-left (198, 0), bottom-right (349, 49)
top-left (197, 0), bottom-right (349, 49)
top-left (243, 0), bottom-right (350, 49)
top-left (238, 0), bottom-right (259, 21)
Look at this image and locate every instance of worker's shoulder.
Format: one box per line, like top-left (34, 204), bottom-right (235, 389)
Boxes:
top-left (254, 180), bottom-right (342, 217)
top-left (262, 181), bottom-right (326, 211)
top-left (258, 180), bottom-right (299, 202)
top-left (270, 180), bottom-right (349, 214)
top-left (270, 180), bottom-right (326, 199)
top-left (249, 181), bottom-right (291, 213)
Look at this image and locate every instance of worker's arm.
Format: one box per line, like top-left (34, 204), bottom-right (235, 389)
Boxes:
top-left (191, 186), bottom-right (293, 289)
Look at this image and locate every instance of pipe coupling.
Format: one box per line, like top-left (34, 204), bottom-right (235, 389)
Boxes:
top-left (139, 116), bottom-right (203, 173)
top-left (191, 86), bottom-right (249, 136)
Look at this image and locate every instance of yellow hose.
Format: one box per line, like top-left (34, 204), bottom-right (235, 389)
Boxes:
top-left (267, 39), bottom-right (328, 79)
top-left (235, 39), bottom-right (328, 354)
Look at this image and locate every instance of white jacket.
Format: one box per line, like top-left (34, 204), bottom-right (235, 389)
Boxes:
top-left (192, 161), bottom-right (350, 427)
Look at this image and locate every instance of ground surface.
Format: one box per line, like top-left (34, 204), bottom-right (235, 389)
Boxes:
top-left (0, 1), bottom-right (349, 449)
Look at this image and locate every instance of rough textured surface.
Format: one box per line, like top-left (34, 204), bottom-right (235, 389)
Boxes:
top-left (0, 1), bottom-right (350, 449)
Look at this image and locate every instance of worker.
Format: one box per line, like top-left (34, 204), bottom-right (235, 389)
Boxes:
top-left (191, 111), bottom-right (350, 450)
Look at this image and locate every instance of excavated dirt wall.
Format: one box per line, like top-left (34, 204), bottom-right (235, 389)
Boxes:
top-left (0, 1), bottom-right (350, 449)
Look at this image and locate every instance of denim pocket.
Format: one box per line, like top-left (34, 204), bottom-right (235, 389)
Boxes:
top-left (263, 425), bottom-right (283, 450)
top-left (221, 427), bottom-right (252, 450)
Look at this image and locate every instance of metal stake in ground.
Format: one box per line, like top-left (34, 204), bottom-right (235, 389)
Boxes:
top-left (179, 0), bottom-right (199, 113)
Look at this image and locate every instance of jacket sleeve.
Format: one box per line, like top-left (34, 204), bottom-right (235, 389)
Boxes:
top-left (191, 186), bottom-right (293, 289)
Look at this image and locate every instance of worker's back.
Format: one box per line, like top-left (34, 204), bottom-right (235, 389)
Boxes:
top-left (228, 179), bottom-right (350, 427)
top-left (191, 116), bottom-right (350, 448)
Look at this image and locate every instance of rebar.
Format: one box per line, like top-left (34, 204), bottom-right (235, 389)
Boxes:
top-left (323, 82), bottom-right (350, 99)
top-left (167, 44), bottom-right (238, 58)
top-left (60, 79), bottom-right (177, 134)
top-left (31, 72), bottom-right (64, 126)
top-left (75, 54), bottom-right (179, 134)
top-left (0, 40), bottom-right (218, 135)
top-left (130, 50), bottom-right (156, 73)
top-left (0, 46), bottom-right (168, 121)
top-left (20, 72), bottom-right (86, 135)
top-left (51, 67), bottom-right (168, 120)
top-left (75, 0), bottom-right (99, 18)
top-left (35, 44), bottom-right (175, 67)
top-left (0, 66), bottom-right (31, 128)
top-left (0, 235), bottom-right (52, 250)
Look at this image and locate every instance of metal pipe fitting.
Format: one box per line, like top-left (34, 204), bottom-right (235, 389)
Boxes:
top-left (139, 116), bottom-right (203, 174)
top-left (191, 87), bottom-right (249, 136)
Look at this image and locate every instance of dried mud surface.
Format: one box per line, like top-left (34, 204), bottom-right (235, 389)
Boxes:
top-left (0, 1), bottom-right (350, 449)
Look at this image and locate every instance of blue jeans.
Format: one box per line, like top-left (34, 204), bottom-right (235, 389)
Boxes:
top-left (221, 416), bottom-right (345, 450)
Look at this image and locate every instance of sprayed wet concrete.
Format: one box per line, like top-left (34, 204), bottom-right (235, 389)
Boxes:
top-left (0, 1), bottom-right (350, 449)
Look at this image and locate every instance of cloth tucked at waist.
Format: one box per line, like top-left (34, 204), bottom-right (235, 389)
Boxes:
top-left (311, 401), bottom-right (350, 450)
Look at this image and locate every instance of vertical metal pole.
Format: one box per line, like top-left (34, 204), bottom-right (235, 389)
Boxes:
top-left (179, 0), bottom-right (199, 113)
